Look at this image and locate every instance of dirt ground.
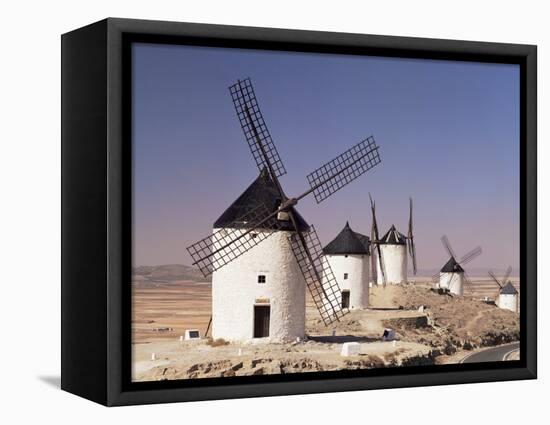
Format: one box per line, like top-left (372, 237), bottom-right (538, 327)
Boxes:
top-left (132, 281), bottom-right (211, 343)
top-left (132, 279), bottom-right (519, 382)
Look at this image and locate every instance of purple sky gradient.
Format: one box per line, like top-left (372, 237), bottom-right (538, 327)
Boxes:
top-left (132, 43), bottom-right (520, 275)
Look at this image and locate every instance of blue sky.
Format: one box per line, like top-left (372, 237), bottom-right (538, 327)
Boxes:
top-left (132, 42), bottom-right (520, 274)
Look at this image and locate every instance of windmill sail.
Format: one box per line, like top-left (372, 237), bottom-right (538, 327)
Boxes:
top-left (441, 235), bottom-right (457, 260)
top-left (501, 265), bottom-right (513, 286)
top-left (370, 214), bottom-right (378, 284)
top-left (290, 225), bottom-right (349, 326)
top-left (306, 137), bottom-right (381, 204)
top-left (488, 270), bottom-right (503, 288)
top-left (369, 193), bottom-right (387, 285)
top-left (408, 197), bottom-right (417, 275)
top-left (463, 270), bottom-right (474, 290)
top-left (186, 203), bottom-right (284, 277)
top-left (229, 78), bottom-right (287, 178)
top-left (459, 246), bottom-right (482, 266)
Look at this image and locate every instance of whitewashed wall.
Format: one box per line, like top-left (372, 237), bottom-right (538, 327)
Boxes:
top-left (325, 254), bottom-right (370, 309)
top-left (498, 293), bottom-right (518, 313)
top-left (439, 271), bottom-right (464, 296)
top-left (376, 244), bottom-right (407, 284)
top-left (211, 229), bottom-right (305, 342)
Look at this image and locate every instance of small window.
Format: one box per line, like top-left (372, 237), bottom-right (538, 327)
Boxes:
top-left (344, 273), bottom-right (348, 280)
top-left (257, 275), bottom-right (266, 284)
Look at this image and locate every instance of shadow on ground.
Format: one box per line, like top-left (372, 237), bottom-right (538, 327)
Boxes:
top-left (38, 376), bottom-right (61, 389)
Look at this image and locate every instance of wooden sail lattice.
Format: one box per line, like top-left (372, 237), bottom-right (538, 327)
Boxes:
top-left (187, 203), bottom-right (284, 277)
top-left (290, 225), bottom-right (349, 326)
top-left (306, 136), bottom-right (381, 204)
top-left (229, 78), bottom-right (287, 178)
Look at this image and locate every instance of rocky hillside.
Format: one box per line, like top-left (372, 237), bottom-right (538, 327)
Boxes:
top-left (307, 283), bottom-right (519, 357)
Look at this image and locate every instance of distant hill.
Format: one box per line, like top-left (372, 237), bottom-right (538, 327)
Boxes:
top-left (132, 264), bottom-right (211, 287)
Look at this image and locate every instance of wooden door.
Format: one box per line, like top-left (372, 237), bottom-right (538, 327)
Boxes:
top-left (253, 305), bottom-right (270, 338)
top-left (342, 290), bottom-right (350, 309)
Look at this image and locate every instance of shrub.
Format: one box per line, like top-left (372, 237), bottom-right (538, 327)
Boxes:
top-left (207, 338), bottom-right (229, 347)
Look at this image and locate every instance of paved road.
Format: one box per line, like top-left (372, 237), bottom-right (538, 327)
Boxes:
top-left (460, 342), bottom-right (520, 363)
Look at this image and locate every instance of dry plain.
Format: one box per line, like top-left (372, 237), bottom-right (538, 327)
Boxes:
top-left (132, 275), bottom-right (519, 381)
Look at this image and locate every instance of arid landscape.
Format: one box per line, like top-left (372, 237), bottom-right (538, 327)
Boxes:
top-left (132, 265), bottom-right (519, 382)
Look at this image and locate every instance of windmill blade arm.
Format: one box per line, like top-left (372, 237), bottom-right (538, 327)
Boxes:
top-left (229, 78), bottom-right (287, 178)
top-left (289, 225), bottom-right (349, 326)
top-left (502, 265), bottom-right (513, 285)
top-left (305, 136), bottom-right (381, 204)
top-left (463, 271), bottom-right (474, 290)
top-left (369, 193), bottom-right (382, 246)
top-left (459, 246), bottom-right (482, 266)
top-left (368, 195), bottom-right (386, 285)
top-left (488, 270), bottom-right (503, 288)
top-left (447, 272), bottom-right (455, 292)
top-left (407, 197), bottom-right (417, 275)
top-left (186, 203), bottom-right (283, 277)
top-left (441, 235), bottom-right (457, 260)
top-left (375, 244), bottom-right (388, 286)
top-left (370, 202), bottom-right (380, 242)
top-left (408, 197), bottom-right (413, 237)
top-left (408, 238), bottom-right (418, 275)
top-left (370, 247), bottom-right (378, 284)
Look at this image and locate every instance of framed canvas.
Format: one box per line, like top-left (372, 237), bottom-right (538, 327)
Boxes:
top-left (61, 18), bottom-right (537, 406)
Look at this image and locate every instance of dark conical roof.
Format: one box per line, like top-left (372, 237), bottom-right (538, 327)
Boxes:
top-left (379, 225), bottom-right (407, 245)
top-left (440, 256), bottom-right (465, 273)
top-left (213, 168), bottom-right (309, 231)
top-left (323, 222), bottom-right (370, 255)
top-left (500, 282), bottom-right (518, 295)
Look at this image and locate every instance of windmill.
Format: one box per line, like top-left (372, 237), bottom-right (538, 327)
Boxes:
top-left (433, 235), bottom-right (481, 296)
top-left (186, 78), bottom-right (382, 340)
top-left (321, 221), bottom-right (371, 310)
top-left (369, 195), bottom-right (417, 286)
top-left (488, 266), bottom-right (518, 312)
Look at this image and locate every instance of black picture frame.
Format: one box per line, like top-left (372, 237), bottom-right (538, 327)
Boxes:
top-left (61, 17), bottom-right (537, 406)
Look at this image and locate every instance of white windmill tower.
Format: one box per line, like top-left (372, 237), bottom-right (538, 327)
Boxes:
top-left (369, 195), bottom-right (417, 285)
top-left (433, 235), bottom-right (481, 296)
top-left (186, 78), bottom-right (383, 342)
top-left (322, 222), bottom-right (370, 309)
top-left (489, 267), bottom-right (519, 313)
top-left (209, 168), bottom-right (309, 342)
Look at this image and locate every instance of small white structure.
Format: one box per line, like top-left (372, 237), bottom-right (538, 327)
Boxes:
top-left (184, 329), bottom-right (201, 340)
top-left (211, 169), bottom-right (308, 343)
top-left (498, 282), bottom-right (519, 313)
top-left (438, 257), bottom-right (465, 296)
top-left (322, 222), bottom-right (370, 309)
top-left (382, 328), bottom-right (396, 341)
top-left (376, 225), bottom-right (408, 285)
top-left (341, 342), bottom-right (361, 357)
